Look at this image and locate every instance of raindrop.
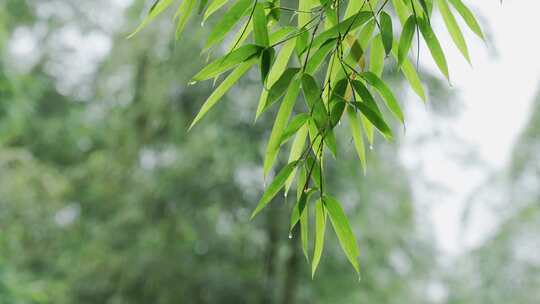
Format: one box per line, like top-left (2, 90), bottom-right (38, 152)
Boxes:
top-left (288, 232), bottom-right (293, 239)
top-left (200, 21), bottom-right (205, 27)
top-left (369, 144), bottom-right (373, 150)
top-left (188, 81), bottom-right (197, 86)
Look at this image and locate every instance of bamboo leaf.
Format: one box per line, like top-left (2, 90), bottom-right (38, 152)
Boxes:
top-left (398, 15), bottom-right (416, 68)
top-left (370, 34), bottom-right (385, 77)
top-left (347, 107), bottom-right (366, 171)
top-left (448, 0), bottom-right (484, 40)
top-left (261, 67), bottom-right (301, 113)
top-left (203, 0), bottom-right (229, 21)
top-left (251, 161), bottom-right (299, 219)
top-left (284, 125), bottom-right (308, 195)
top-left (301, 74), bottom-right (329, 131)
top-left (350, 80), bottom-right (382, 116)
top-left (305, 38), bottom-right (338, 75)
top-left (418, 0), bottom-right (431, 20)
top-left (253, 3), bottom-right (269, 47)
top-left (308, 11), bottom-right (373, 54)
top-left (198, 0), bottom-right (209, 14)
top-left (361, 72), bottom-right (404, 124)
top-left (192, 44), bottom-right (263, 81)
top-left (263, 78), bottom-right (302, 176)
top-left (324, 195), bottom-right (361, 275)
top-left (255, 37), bottom-right (296, 120)
top-left (311, 198), bottom-right (326, 278)
top-left (205, 0), bottom-right (252, 49)
top-left (392, 39), bottom-right (426, 101)
top-left (189, 57), bottom-right (257, 129)
top-left (438, 0), bottom-right (470, 63)
top-left (418, 17), bottom-right (449, 80)
top-left (352, 102), bottom-right (393, 140)
top-left (129, 0), bottom-right (174, 38)
top-left (300, 199), bottom-right (309, 260)
top-left (175, 0), bottom-right (196, 40)
top-left (280, 113), bottom-right (311, 145)
top-left (260, 47), bottom-right (275, 84)
top-left (380, 12), bottom-right (394, 56)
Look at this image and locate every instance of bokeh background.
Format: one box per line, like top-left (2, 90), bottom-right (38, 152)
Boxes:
top-left (1, 1), bottom-right (539, 303)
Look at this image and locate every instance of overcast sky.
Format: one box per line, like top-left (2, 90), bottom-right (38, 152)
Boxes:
top-left (401, 1), bottom-right (540, 256)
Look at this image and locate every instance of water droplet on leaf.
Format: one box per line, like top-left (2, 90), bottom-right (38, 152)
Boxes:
top-left (288, 232), bottom-right (293, 239)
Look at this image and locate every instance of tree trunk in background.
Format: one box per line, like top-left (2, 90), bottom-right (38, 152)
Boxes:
top-left (282, 229), bottom-right (300, 304)
top-left (262, 204), bottom-right (280, 304)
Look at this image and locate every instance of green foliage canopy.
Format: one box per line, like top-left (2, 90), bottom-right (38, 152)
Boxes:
top-left (132, 0), bottom-right (484, 276)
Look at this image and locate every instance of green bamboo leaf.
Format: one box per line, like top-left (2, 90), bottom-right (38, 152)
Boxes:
top-left (175, 0), bottom-right (196, 40)
top-left (398, 15), bottom-right (416, 68)
top-left (361, 72), bottom-right (404, 124)
top-left (260, 47), bottom-right (275, 84)
top-left (296, 163), bottom-right (308, 200)
top-left (370, 34), bottom-right (385, 77)
top-left (305, 154), bottom-right (322, 189)
top-left (261, 68), bottom-right (301, 112)
top-left (205, 0), bottom-right (252, 49)
top-left (300, 199), bottom-right (309, 260)
top-left (269, 26), bottom-right (297, 45)
top-left (380, 12), bottom-right (393, 56)
top-left (328, 79), bottom-right (348, 129)
top-left (253, 3), bottom-right (269, 47)
top-left (323, 195), bottom-right (360, 275)
top-left (305, 38), bottom-right (338, 75)
top-left (198, 0), bottom-right (209, 14)
top-left (284, 124), bottom-right (308, 195)
top-left (352, 102), bottom-right (392, 140)
top-left (128, 0), bottom-right (174, 38)
top-left (448, 0), bottom-right (484, 40)
top-left (325, 130), bottom-right (338, 158)
top-left (392, 39), bottom-right (426, 101)
top-left (189, 57), bottom-right (257, 129)
top-left (438, 0), bottom-right (470, 63)
top-left (330, 100), bottom-right (346, 128)
top-left (347, 107), bottom-right (366, 171)
top-left (192, 44), bottom-right (263, 81)
top-left (418, 0), bottom-right (431, 20)
top-left (307, 11), bottom-right (373, 54)
top-left (392, 0), bottom-right (411, 24)
top-left (280, 113), bottom-right (311, 145)
top-left (255, 37), bottom-right (296, 120)
top-left (417, 17), bottom-right (449, 80)
top-left (350, 80), bottom-right (382, 116)
top-left (301, 74), bottom-right (329, 131)
top-left (251, 161), bottom-right (299, 219)
top-left (298, 0), bottom-right (317, 28)
top-left (358, 19), bottom-right (376, 48)
top-left (203, 0), bottom-right (229, 21)
top-left (263, 78), bottom-right (302, 176)
top-left (311, 198), bottom-right (326, 278)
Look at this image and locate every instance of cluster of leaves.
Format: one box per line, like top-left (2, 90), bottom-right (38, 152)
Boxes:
top-left (132, 0), bottom-right (484, 276)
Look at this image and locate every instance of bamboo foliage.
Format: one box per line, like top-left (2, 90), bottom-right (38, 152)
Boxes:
top-left (131, 0), bottom-right (484, 277)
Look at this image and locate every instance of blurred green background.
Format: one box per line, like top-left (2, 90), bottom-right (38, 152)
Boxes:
top-left (0, 1), bottom-right (538, 303)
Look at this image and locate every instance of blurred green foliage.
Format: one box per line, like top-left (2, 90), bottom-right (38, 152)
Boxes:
top-left (0, 1), bottom-right (435, 303)
top-left (1, 1), bottom-right (538, 304)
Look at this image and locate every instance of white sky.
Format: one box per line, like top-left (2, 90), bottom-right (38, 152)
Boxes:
top-left (401, 2), bottom-right (540, 256)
